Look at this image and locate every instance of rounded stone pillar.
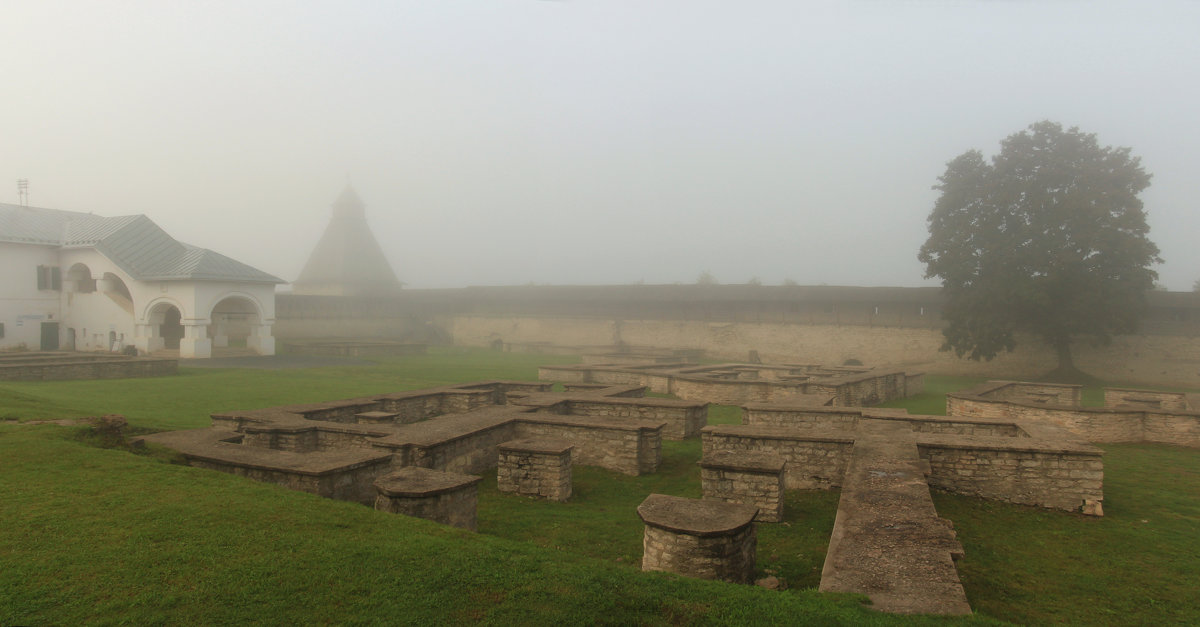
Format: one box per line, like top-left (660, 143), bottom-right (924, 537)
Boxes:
top-left (637, 493), bottom-right (758, 584)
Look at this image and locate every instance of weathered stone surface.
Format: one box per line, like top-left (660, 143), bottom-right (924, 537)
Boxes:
top-left (539, 362), bottom-right (916, 407)
top-left (0, 352), bottom-right (177, 381)
top-left (638, 494), bottom-right (758, 584)
top-left (700, 451), bottom-right (786, 522)
top-left (949, 381), bottom-right (1200, 448)
top-left (497, 438), bottom-right (573, 502)
top-left (819, 420), bottom-right (971, 615)
top-left (374, 467), bottom-right (482, 530)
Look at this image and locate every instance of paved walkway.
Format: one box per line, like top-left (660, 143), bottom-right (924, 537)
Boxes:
top-left (819, 419), bottom-right (971, 614)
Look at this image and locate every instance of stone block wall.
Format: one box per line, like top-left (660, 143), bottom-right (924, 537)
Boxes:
top-left (497, 439), bottom-right (572, 502)
top-left (565, 399), bottom-right (708, 440)
top-left (1104, 388), bottom-right (1190, 412)
top-left (295, 401), bottom-right (383, 423)
top-left (700, 452), bottom-right (786, 522)
top-left (376, 395), bottom-right (448, 423)
top-left (407, 422), bottom-right (520, 475)
top-left (1013, 405), bottom-right (1145, 443)
top-left (0, 356), bottom-right (178, 381)
top-left (1142, 411), bottom-right (1200, 447)
top-left (945, 394), bottom-right (1011, 420)
top-left (742, 407), bottom-right (860, 431)
top-left (638, 495), bottom-right (759, 584)
top-left (976, 382), bottom-right (1082, 406)
top-left (189, 457), bottom-right (390, 505)
top-left (516, 417), bottom-right (662, 476)
top-left (702, 425), bottom-right (853, 490)
top-left (642, 525), bottom-right (757, 584)
top-left (374, 469), bottom-right (482, 530)
top-left (907, 418), bottom-right (1025, 438)
top-left (919, 442), bottom-right (1104, 514)
top-left (906, 372), bottom-right (925, 397)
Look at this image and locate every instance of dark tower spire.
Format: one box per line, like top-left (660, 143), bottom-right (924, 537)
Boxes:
top-left (292, 185), bottom-right (402, 296)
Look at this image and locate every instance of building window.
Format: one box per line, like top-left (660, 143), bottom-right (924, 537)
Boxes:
top-left (36, 266), bottom-right (61, 291)
top-left (0, 322), bottom-right (4, 338)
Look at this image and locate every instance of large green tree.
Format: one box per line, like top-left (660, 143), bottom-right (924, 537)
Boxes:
top-left (918, 121), bottom-right (1161, 371)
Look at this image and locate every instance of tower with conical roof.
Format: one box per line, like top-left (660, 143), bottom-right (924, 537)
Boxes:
top-left (292, 186), bottom-right (402, 296)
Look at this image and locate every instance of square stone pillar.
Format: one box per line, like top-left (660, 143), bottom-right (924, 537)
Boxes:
top-left (700, 451), bottom-right (786, 522)
top-left (497, 438), bottom-right (573, 502)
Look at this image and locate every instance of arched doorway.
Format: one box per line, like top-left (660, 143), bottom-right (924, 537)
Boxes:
top-left (161, 306), bottom-right (184, 350)
top-left (209, 295), bottom-right (273, 355)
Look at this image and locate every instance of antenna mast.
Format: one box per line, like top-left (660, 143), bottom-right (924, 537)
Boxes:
top-left (17, 179), bottom-right (28, 206)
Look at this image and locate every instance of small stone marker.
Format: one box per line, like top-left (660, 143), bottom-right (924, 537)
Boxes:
top-left (497, 438), bottom-right (573, 502)
top-left (373, 467), bottom-right (482, 531)
top-left (637, 493), bottom-right (758, 584)
top-left (700, 451), bottom-right (786, 522)
top-left (355, 411), bottom-right (399, 424)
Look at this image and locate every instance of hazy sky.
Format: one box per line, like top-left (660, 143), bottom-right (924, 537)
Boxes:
top-left (3, 1), bottom-right (1197, 289)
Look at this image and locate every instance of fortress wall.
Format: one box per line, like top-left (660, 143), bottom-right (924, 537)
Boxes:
top-left (445, 314), bottom-right (1200, 388)
top-left (274, 288), bottom-right (1200, 387)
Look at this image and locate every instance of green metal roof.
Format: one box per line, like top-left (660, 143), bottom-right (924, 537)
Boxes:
top-left (0, 203), bottom-right (282, 284)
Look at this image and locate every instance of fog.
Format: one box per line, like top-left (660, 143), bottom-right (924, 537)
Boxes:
top-left (3, 1), bottom-right (1197, 289)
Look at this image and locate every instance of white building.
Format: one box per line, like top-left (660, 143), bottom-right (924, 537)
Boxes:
top-left (0, 203), bottom-right (283, 358)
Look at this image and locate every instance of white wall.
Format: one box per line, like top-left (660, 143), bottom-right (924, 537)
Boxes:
top-left (0, 242), bottom-right (63, 350)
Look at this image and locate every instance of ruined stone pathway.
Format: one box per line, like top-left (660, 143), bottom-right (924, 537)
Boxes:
top-left (818, 419), bottom-right (971, 614)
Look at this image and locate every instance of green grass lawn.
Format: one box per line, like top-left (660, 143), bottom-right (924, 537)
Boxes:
top-left (1, 349), bottom-right (1197, 625)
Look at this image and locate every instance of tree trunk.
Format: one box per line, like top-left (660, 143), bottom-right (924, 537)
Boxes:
top-left (1055, 339), bottom-right (1075, 371)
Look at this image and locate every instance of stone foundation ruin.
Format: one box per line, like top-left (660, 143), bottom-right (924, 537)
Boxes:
top-left (0, 351), bottom-right (177, 381)
top-left (538, 361), bottom-right (924, 406)
top-left (138, 358), bottom-right (1200, 616)
top-left (637, 494), bottom-right (759, 584)
top-left (947, 381), bottom-right (1200, 447)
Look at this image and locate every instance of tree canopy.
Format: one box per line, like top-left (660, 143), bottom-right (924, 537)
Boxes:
top-left (918, 121), bottom-right (1161, 369)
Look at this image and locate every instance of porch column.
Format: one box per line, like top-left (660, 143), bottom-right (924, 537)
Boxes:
top-left (135, 319), bottom-right (165, 354)
top-left (179, 320), bottom-right (212, 358)
top-left (247, 323), bottom-right (275, 356)
top-left (211, 315), bottom-right (229, 348)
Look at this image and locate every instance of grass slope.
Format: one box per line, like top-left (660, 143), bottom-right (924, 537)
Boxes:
top-left (1, 350), bottom-right (1196, 624)
top-left (0, 425), bottom-right (953, 626)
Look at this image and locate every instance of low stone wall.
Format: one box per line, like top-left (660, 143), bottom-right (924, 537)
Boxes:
top-left (374, 467), bottom-right (482, 530)
top-left (140, 429), bottom-right (395, 506)
top-left (919, 438), bottom-right (1104, 514)
top-left (0, 354), bottom-right (177, 381)
top-left (743, 404), bottom-right (1026, 438)
top-left (281, 340), bottom-right (427, 357)
top-left (391, 411), bottom-right (521, 475)
top-left (1104, 388), bottom-right (1189, 411)
top-left (516, 415), bottom-right (663, 476)
top-left (670, 376), bottom-right (823, 406)
top-left (540, 362), bottom-right (914, 408)
top-left (638, 494), bottom-right (758, 584)
top-left (967, 381), bottom-right (1082, 406)
top-left (702, 425), bottom-right (853, 490)
top-left (743, 406), bottom-right (861, 431)
top-left (700, 451), bottom-right (786, 522)
top-left (1142, 411), bottom-right (1200, 447)
top-left (497, 439), bottom-right (573, 502)
top-left (189, 456), bottom-right (389, 505)
top-left (948, 383), bottom-right (1200, 447)
top-left (563, 398), bottom-right (708, 440)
